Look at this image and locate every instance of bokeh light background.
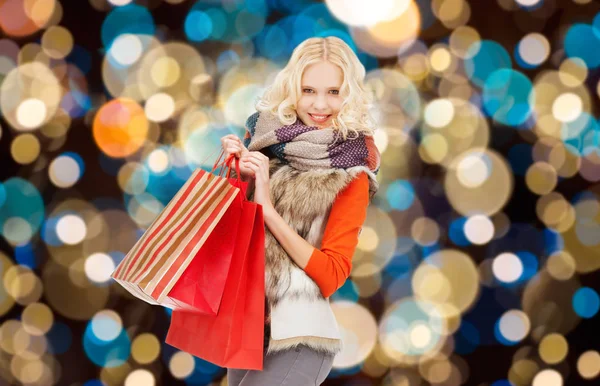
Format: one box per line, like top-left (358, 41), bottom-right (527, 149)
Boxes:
top-left (1, 0), bottom-right (600, 385)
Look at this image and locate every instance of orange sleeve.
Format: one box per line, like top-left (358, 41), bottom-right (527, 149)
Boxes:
top-left (304, 172), bottom-right (370, 298)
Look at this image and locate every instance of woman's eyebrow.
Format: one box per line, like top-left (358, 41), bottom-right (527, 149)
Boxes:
top-left (301, 85), bottom-right (340, 89)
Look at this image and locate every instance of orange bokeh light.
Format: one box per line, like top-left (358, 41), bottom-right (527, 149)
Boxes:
top-left (93, 98), bottom-right (149, 158)
top-left (0, 0), bottom-right (56, 37)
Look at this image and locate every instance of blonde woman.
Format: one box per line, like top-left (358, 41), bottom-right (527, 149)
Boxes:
top-left (220, 36), bottom-right (380, 385)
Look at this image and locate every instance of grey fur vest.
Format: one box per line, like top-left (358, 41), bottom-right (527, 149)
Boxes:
top-left (233, 157), bottom-right (373, 356)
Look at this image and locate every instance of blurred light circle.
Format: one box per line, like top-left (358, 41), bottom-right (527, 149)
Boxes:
top-left (118, 162), bottom-right (150, 195)
top-left (352, 206), bottom-right (397, 277)
top-left (91, 310), bottom-right (122, 342)
top-left (546, 251), bottom-right (576, 281)
top-left (125, 369), bottom-right (155, 386)
top-left (16, 98), bottom-right (47, 130)
top-left (151, 57), bottom-right (180, 88)
top-left (84, 322), bottom-right (130, 368)
top-left (525, 162), bottom-right (557, 195)
top-left (564, 24), bottom-right (600, 69)
top-left (572, 287), bottom-right (600, 318)
top-left (169, 351), bottom-right (195, 379)
top-left (109, 34), bottom-right (143, 66)
top-left (464, 214), bottom-right (494, 245)
top-left (532, 369), bottom-right (563, 386)
top-left (1, 62), bottom-right (61, 132)
top-left (419, 133), bottom-right (448, 164)
top-left (11, 133), bottom-right (40, 165)
top-left (84, 253), bottom-right (115, 284)
top-left (517, 33), bottom-right (550, 67)
top-left (0, 178), bottom-right (45, 243)
top-left (131, 333), bottom-right (160, 365)
top-left (538, 333), bottom-right (568, 365)
top-left (325, 0), bottom-right (411, 27)
top-left (4, 264), bottom-right (43, 305)
top-left (43, 259), bottom-right (110, 320)
top-left (411, 217), bottom-right (440, 246)
top-left (559, 58), bottom-right (588, 88)
top-left (49, 155), bottom-right (82, 188)
top-left (552, 93), bottom-right (582, 123)
top-left (386, 180), bottom-right (415, 210)
top-left (41, 25), bottom-right (73, 59)
top-left (0, 252), bottom-right (16, 316)
top-left (147, 148), bottom-right (170, 173)
top-left (145, 93), bottom-right (175, 122)
top-left (55, 214), bottom-right (86, 245)
top-left (429, 46), bottom-right (452, 72)
top-left (483, 69), bottom-right (533, 126)
top-left (498, 310), bottom-right (530, 343)
top-left (349, 0), bottom-right (421, 58)
top-left (184, 10), bottom-right (213, 42)
top-left (224, 84), bottom-right (265, 127)
top-left (379, 298), bottom-right (447, 364)
top-left (0, 0), bottom-right (56, 37)
top-left (464, 40), bottom-right (511, 87)
top-left (100, 363), bottom-right (132, 386)
top-left (492, 253), bottom-right (523, 283)
top-left (424, 99), bottom-right (454, 128)
top-left (456, 154), bottom-right (490, 188)
top-left (449, 26), bottom-right (480, 59)
top-left (578, 350), bottom-right (600, 379)
top-left (3, 217), bottom-right (33, 245)
top-left (331, 301), bottom-right (378, 369)
top-left (412, 249), bottom-right (479, 318)
top-left (516, 0), bottom-right (542, 5)
top-left (409, 322), bottom-right (432, 349)
top-left (93, 98), bottom-right (149, 158)
top-left (109, 0), bottom-right (134, 5)
top-left (21, 302), bottom-right (53, 336)
top-left (445, 149), bottom-right (513, 216)
top-left (101, 3), bottom-right (155, 48)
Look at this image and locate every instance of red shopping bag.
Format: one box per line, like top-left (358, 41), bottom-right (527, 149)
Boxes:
top-left (165, 195), bottom-right (266, 370)
top-left (111, 150), bottom-right (245, 314)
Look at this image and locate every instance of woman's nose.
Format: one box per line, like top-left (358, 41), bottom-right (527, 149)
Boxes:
top-left (313, 94), bottom-right (328, 109)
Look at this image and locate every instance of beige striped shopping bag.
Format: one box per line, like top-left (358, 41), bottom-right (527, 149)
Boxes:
top-left (111, 157), bottom-right (242, 311)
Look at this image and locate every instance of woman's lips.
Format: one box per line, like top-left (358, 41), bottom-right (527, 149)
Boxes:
top-left (309, 113), bottom-right (331, 123)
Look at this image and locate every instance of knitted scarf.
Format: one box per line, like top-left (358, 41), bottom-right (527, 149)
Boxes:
top-left (242, 111), bottom-right (381, 198)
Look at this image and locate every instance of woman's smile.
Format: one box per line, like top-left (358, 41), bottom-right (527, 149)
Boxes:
top-left (308, 113), bottom-right (331, 123)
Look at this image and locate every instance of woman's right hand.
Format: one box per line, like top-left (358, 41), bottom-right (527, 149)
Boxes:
top-left (220, 134), bottom-right (252, 181)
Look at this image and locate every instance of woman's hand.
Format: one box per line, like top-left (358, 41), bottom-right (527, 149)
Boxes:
top-left (220, 134), bottom-right (252, 181)
top-left (240, 151), bottom-right (273, 211)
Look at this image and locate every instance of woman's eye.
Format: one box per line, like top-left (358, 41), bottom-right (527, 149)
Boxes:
top-left (330, 90), bottom-right (339, 95)
top-left (303, 89), bottom-right (313, 93)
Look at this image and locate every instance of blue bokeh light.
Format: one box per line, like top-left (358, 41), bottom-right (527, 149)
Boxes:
top-left (483, 69), bottom-right (533, 126)
top-left (465, 40), bottom-right (512, 88)
top-left (573, 287), bottom-right (600, 319)
top-left (101, 4), bottom-right (155, 48)
top-left (564, 23), bottom-right (600, 69)
top-left (386, 180), bottom-right (415, 211)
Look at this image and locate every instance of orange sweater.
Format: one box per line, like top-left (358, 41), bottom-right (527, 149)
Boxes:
top-left (303, 172), bottom-right (370, 298)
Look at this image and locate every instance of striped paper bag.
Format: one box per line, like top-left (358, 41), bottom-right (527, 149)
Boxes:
top-left (110, 167), bottom-right (241, 311)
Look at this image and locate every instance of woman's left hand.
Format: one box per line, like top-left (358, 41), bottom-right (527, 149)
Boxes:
top-left (240, 151), bottom-right (273, 210)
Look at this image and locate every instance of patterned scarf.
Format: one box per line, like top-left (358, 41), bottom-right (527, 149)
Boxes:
top-left (242, 111), bottom-right (381, 198)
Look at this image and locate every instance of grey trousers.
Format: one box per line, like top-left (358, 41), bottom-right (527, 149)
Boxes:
top-left (227, 345), bottom-right (335, 386)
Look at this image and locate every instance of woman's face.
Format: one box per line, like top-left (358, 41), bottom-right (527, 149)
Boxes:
top-left (296, 60), bottom-right (344, 129)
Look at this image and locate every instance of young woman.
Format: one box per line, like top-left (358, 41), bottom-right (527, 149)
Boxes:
top-left (220, 36), bottom-right (380, 386)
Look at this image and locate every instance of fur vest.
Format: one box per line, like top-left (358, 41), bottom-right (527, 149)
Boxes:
top-left (235, 157), bottom-right (372, 356)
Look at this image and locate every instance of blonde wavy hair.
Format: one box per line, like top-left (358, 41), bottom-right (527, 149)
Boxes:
top-left (255, 36), bottom-right (376, 141)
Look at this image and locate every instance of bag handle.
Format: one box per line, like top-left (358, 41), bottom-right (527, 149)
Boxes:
top-left (211, 148), bottom-right (248, 200)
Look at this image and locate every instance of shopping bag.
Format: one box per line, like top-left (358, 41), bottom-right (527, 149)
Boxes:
top-left (165, 197), bottom-right (266, 370)
top-left (111, 150), bottom-right (246, 313)
top-left (167, 172), bottom-right (249, 314)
